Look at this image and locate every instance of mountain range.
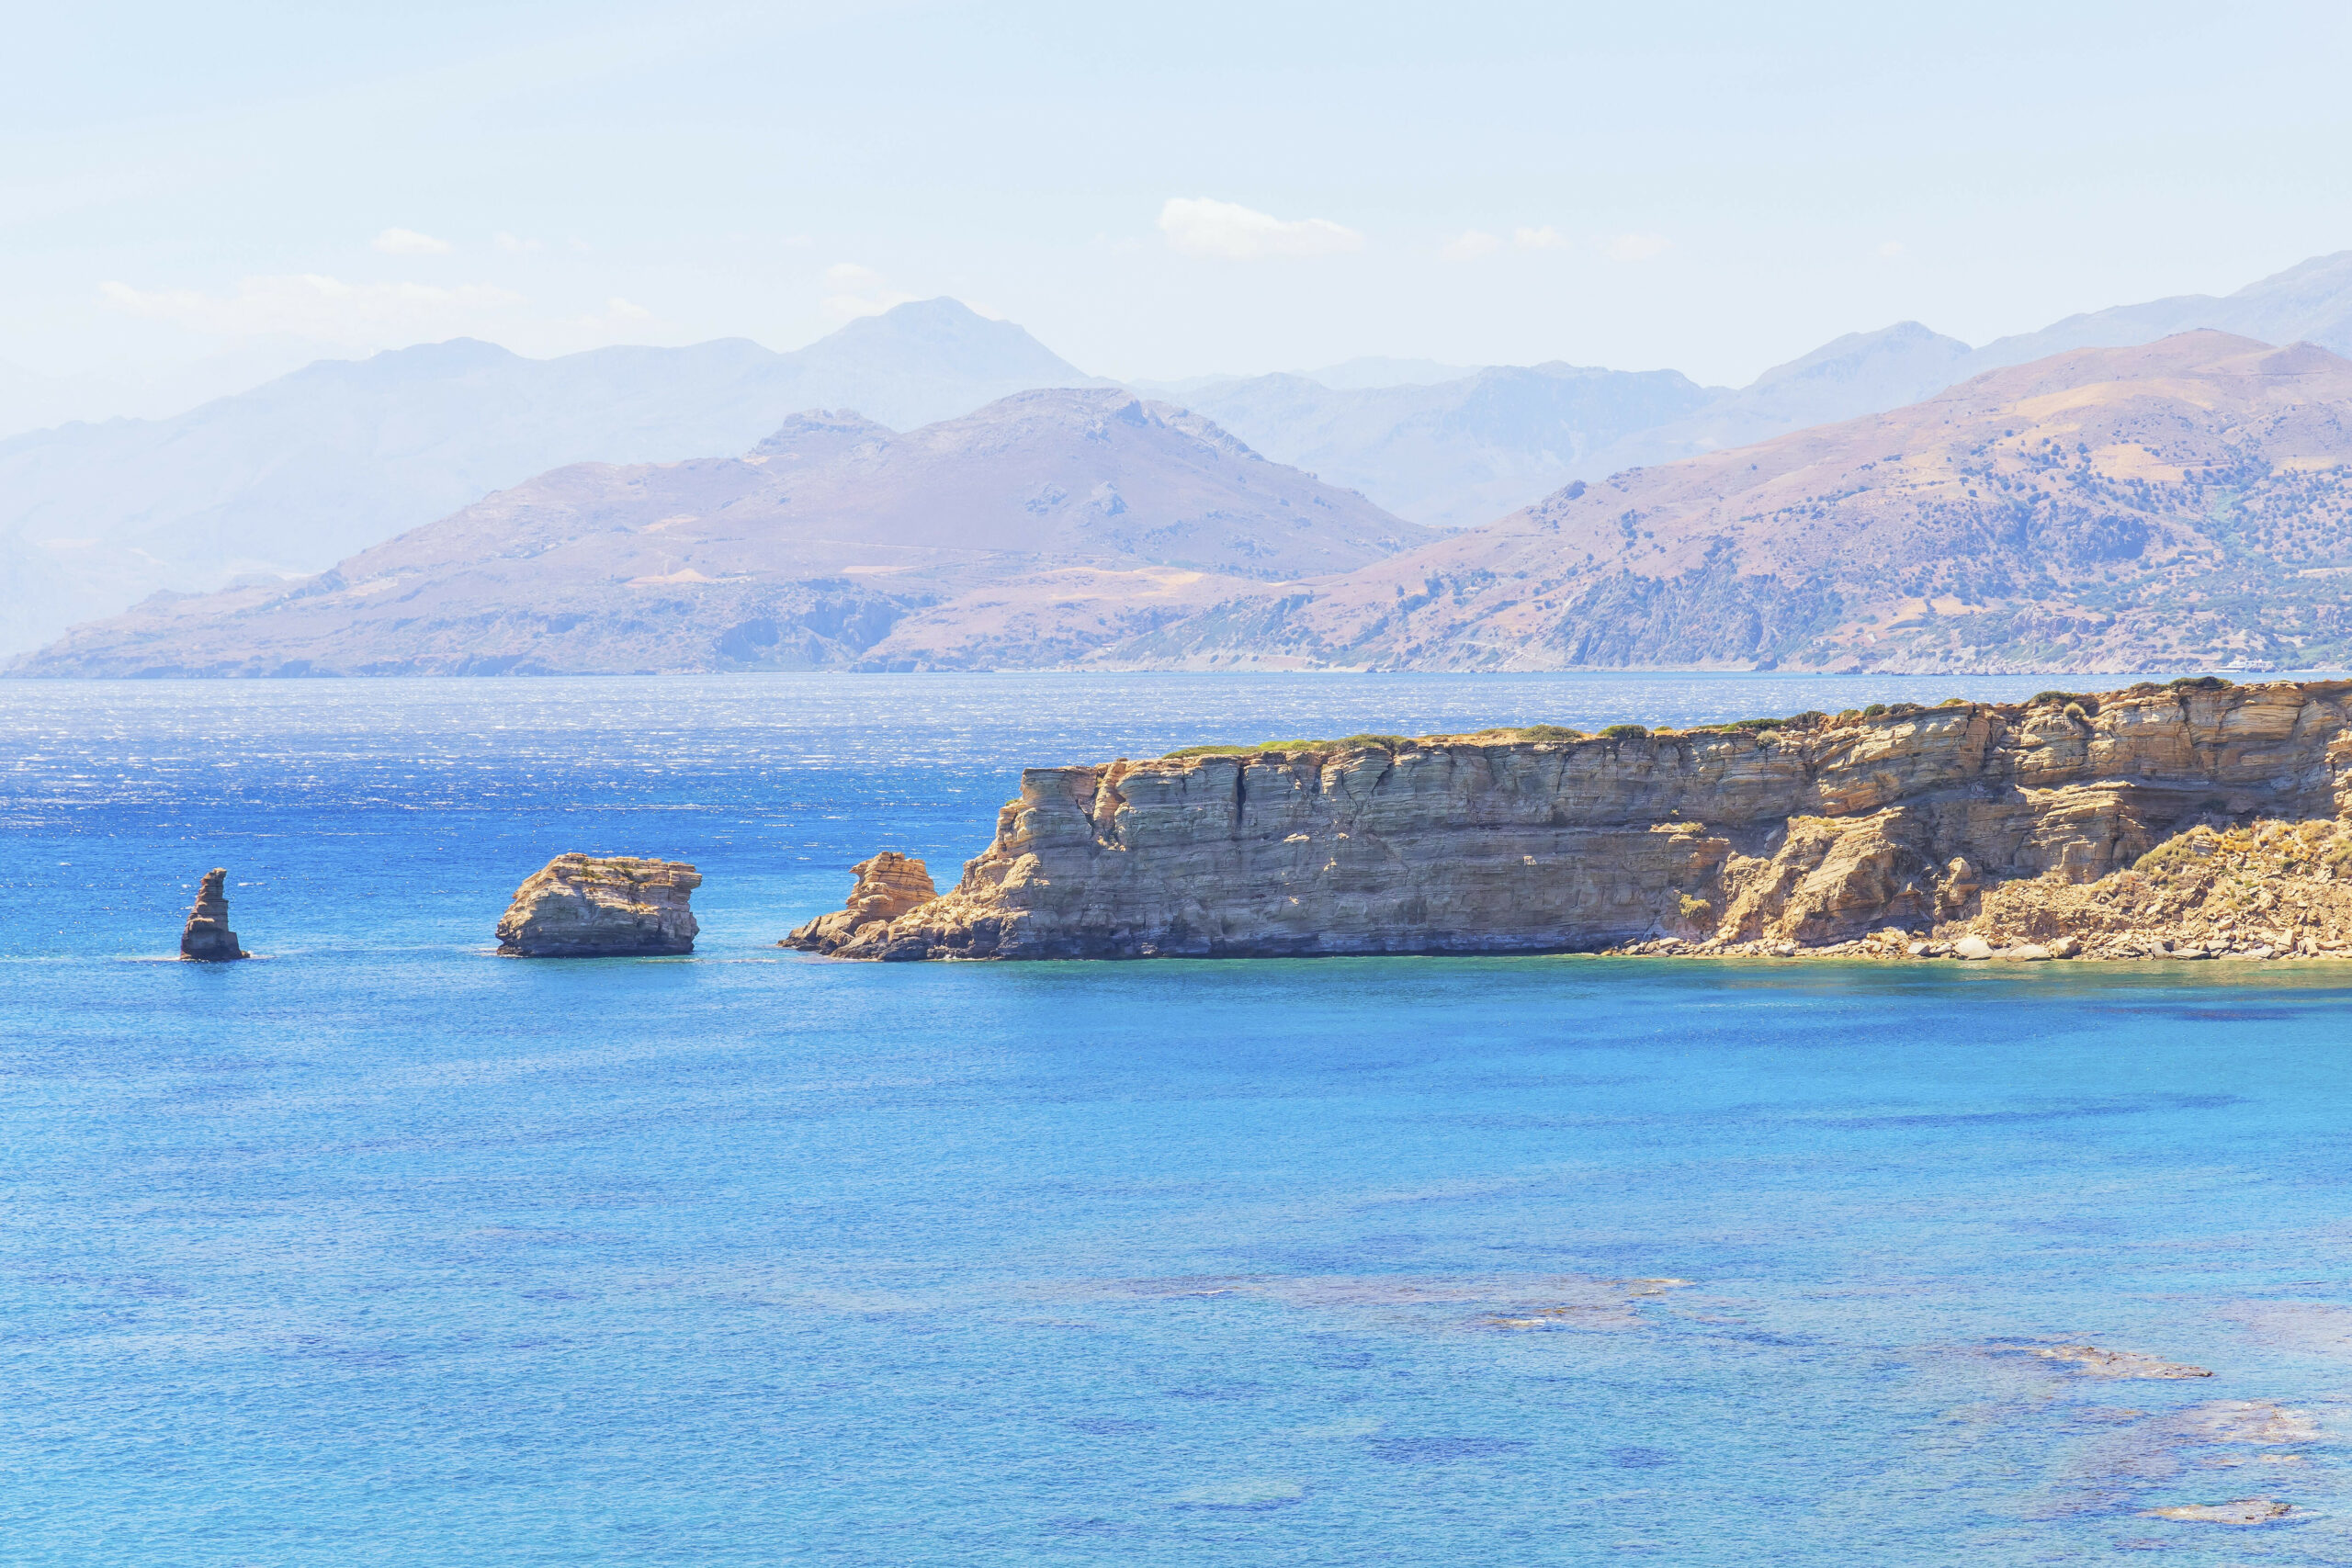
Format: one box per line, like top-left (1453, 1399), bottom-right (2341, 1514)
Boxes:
top-left (1148, 253), bottom-right (2352, 529)
top-left (12, 248), bottom-right (2352, 668)
top-left (1140, 363), bottom-right (1720, 528)
top-left (30, 331), bottom-right (2352, 677)
top-left (0, 300), bottom-right (1109, 655)
top-left (1116, 333), bottom-right (2352, 674)
top-left (17, 390), bottom-right (1430, 676)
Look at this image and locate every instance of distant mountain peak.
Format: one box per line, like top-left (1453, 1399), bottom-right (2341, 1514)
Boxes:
top-left (807, 298), bottom-right (1108, 389)
top-left (0, 299), bottom-right (1121, 655)
top-left (1961, 248), bottom-right (2352, 377)
top-left (18, 383), bottom-right (1433, 676)
top-left (2231, 248), bottom-right (2352, 299)
top-left (1749, 321), bottom-right (1971, 389)
top-left (1123, 330), bottom-right (2352, 674)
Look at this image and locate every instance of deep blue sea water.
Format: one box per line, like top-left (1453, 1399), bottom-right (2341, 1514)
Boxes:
top-left (4, 671), bottom-right (2350, 1565)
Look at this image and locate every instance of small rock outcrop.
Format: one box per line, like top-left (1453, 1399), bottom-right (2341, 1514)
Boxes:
top-left (179, 868), bottom-right (248, 961)
top-left (495, 855), bottom-right (701, 956)
top-left (781, 852), bottom-right (937, 958)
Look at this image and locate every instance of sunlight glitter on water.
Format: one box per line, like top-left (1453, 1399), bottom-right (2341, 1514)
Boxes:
top-left (0, 673), bottom-right (2346, 1566)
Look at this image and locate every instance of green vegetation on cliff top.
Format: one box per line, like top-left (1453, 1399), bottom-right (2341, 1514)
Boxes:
top-left (1155, 679), bottom-right (2242, 761)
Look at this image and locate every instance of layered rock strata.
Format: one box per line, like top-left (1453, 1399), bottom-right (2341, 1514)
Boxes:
top-left (787, 679), bottom-right (2352, 961)
top-left (496, 855), bottom-right (701, 956)
top-left (179, 868), bottom-right (249, 961)
top-left (781, 852), bottom-right (938, 958)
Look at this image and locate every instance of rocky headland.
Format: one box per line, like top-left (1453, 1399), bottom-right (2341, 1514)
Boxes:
top-left (786, 677), bottom-right (2352, 962)
top-left (180, 868), bottom-right (248, 961)
top-left (496, 854), bottom-right (702, 956)
top-left (782, 852), bottom-right (938, 958)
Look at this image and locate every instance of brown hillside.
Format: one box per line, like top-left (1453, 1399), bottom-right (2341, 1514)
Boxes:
top-left (1118, 332), bottom-right (2352, 671)
top-left (17, 390), bottom-right (1432, 676)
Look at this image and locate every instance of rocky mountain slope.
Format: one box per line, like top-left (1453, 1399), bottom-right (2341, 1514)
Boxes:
top-left (783, 677), bottom-right (2352, 960)
top-left (1152, 362), bottom-right (1719, 527)
top-left (1583, 321), bottom-right (1973, 471)
top-left (1962, 250), bottom-right (2352, 375)
top-left (1119, 332), bottom-right (2352, 673)
top-left (1148, 251), bottom-right (2352, 534)
top-left (17, 250), bottom-right (2352, 674)
top-left (17, 390), bottom-right (1430, 676)
top-left (0, 299), bottom-right (1108, 656)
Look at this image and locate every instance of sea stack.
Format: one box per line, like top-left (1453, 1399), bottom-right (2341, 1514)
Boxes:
top-left (179, 868), bottom-right (249, 961)
top-left (495, 854), bottom-right (701, 957)
top-left (781, 852), bottom-right (938, 957)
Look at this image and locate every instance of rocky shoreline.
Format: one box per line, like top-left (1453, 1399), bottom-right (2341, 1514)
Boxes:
top-left (1608, 812), bottom-right (2352, 962)
top-left (788, 677), bottom-right (2352, 963)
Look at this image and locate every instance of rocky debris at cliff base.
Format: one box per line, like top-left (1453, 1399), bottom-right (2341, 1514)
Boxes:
top-left (781, 852), bottom-right (938, 956)
top-left (1607, 816), bottom-right (2352, 963)
top-left (2143, 1497), bottom-right (2296, 1525)
top-left (495, 854), bottom-right (701, 956)
top-left (180, 868), bottom-right (248, 961)
top-left (2032, 1345), bottom-right (2213, 1379)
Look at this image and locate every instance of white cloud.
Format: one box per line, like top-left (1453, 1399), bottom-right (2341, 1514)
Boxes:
top-left (372, 227), bottom-right (452, 256)
top-left (1606, 232), bottom-right (1671, 262)
top-left (100, 274), bottom-right (525, 344)
top-left (1441, 230), bottom-right (1502, 262)
top-left (822, 262), bottom-right (916, 320)
top-left (493, 231), bottom-right (544, 254)
top-left (1158, 197), bottom-right (1363, 260)
top-left (1877, 240), bottom-right (1906, 259)
top-left (1513, 225), bottom-right (1571, 251)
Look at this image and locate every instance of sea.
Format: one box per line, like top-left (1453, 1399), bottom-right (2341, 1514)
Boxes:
top-left (3, 671), bottom-right (2348, 1566)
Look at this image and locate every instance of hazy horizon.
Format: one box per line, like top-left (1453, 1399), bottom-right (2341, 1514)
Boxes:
top-left (9, 0), bottom-right (2352, 424)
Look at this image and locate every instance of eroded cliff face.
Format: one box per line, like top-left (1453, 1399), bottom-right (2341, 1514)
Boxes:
top-left (791, 680), bottom-right (2352, 960)
top-left (496, 854), bottom-right (702, 956)
top-left (781, 852), bottom-right (938, 957)
top-left (180, 867), bottom-right (248, 962)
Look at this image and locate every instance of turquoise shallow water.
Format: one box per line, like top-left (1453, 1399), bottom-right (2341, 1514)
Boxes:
top-left (4, 672), bottom-right (2350, 1565)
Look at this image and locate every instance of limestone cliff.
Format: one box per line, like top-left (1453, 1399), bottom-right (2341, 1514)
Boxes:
top-left (787, 679), bottom-right (2352, 961)
top-left (496, 854), bottom-right (702, 956)
top-left (781, 852), bottom-right (938, 957)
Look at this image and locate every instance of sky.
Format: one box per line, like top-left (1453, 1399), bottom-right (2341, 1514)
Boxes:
top-left (6, 0), bottom-right (2352, 417)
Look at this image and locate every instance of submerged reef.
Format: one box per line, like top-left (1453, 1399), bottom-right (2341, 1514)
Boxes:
top-left (789, 678), bottom-right (2352, 962)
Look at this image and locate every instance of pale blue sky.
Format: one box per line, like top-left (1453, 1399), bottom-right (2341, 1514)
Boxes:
top-left (7, 0), bottom-right (2352, 407)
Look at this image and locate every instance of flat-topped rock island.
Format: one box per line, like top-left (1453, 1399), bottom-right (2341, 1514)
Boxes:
top-left (786, 678), bottom-right (2352, 962)
top-left (498, 854), bottom-right (702, 956)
